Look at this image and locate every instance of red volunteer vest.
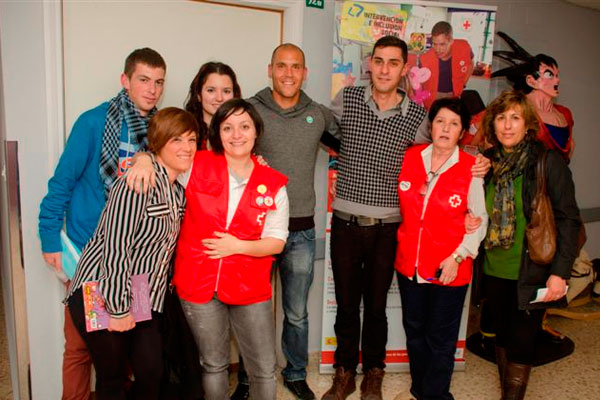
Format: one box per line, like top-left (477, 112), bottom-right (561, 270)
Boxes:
top-left (173, 151), bottom-right (288, 305)
top-left (536, 104), bottom-right (574, 163)
top-left (421, 39), bottom-right (473, 109)
top-left (395, 145), bottom-right (475, 286)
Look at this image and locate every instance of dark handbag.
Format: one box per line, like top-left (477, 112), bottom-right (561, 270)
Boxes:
top-left (526, 150), bottom-right (557, 264)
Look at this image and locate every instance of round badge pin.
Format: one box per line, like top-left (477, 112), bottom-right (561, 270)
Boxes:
top-left (256, 196), bottom-right (265, 206)
top-left (264, 196), bottom-right (274, 207)
top-left (257, 184), bottom-right (267, 194)
top-left (306, 116), bottom-right (314, 124)
top-left (399, 181), bottom-right (411, 191)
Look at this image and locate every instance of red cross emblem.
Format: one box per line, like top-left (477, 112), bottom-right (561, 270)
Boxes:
top-left (449, 194), bottom-right (462, 208)
top-left (256, 211), bottom-right (267, 226)
top-left (462, 19), bottom-right (471, 31)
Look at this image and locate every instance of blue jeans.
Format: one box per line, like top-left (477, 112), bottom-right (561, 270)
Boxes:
top-left (181, 297), bottom-right (277, 400)
top-left (279, 227), bottom-right (316, 381)
top-left (397, 274), bottom-right (468, 400)
top-left (238, 228), bottom-right (315, 383)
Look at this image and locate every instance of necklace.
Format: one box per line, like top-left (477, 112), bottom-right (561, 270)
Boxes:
top-left (419, 151), bottom-right (453, 197)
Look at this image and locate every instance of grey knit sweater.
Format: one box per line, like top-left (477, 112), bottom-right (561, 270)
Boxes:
top-left (249, 88), bottom-right (335, 224)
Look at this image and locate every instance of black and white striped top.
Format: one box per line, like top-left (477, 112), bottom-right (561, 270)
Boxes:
top-left (65, 159), bottom-right (185, 316)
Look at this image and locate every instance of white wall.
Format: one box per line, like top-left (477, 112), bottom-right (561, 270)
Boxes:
top-left (62, 0), bottom-right (280, 132)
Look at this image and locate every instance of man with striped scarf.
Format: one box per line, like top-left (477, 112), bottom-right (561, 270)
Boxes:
top-left (38, 47), bottom-right (166, 400)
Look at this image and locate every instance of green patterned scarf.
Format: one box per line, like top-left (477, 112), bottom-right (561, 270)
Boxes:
top-left (484, 141), bottom-right (531, 250)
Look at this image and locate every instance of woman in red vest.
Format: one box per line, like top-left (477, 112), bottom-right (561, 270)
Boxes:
top-left (172, 98), bottom-right (289, 400)
top-left (394, 97), bottom-right (488, 400)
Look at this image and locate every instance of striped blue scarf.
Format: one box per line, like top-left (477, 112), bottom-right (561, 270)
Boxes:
top-left (99, 89), bottom-right (155, 197)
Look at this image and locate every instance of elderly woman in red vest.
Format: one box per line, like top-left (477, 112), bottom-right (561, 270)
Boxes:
top-left (172, 98), bottom-right (288, 400)
top-left (394, 97), bottom-right (487, 400)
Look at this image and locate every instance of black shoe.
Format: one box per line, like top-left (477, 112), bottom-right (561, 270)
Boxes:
top-left (231, 383), bottom-right (250, 400)
top-left (284, 379), bottom-right (316, 400)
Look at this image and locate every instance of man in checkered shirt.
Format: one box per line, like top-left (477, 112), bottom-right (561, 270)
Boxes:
top-left (322, 36), bottom-right (487, 400)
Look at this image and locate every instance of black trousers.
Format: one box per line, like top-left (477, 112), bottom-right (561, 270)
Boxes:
top-left (68, 287), bottom-right (164, 400)
top-left (483, 274), bottom-right (544, 364)
top-left (330, 215), bottom-right (399, 371)
top-left (398, 274), bottom-right (468, 400)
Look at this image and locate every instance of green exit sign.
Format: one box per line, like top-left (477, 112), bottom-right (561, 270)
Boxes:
top-left (306, 0), bottom-right (324, 9)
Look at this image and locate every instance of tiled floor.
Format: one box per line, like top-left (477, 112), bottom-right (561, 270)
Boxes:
top-left (272, 302), bottom-right (600, 400)
top-left (1, 295), bottom-right (599, 399)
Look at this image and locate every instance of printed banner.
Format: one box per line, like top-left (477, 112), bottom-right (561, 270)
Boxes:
top-left (340, 1), bottom-right (408, 42)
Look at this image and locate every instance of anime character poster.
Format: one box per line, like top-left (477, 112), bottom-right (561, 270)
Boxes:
top-left (321, 0), bottom-right (495, 373)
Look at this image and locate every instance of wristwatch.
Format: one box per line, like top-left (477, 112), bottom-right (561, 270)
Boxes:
top-left (452, 253), bottom-right (464, 264)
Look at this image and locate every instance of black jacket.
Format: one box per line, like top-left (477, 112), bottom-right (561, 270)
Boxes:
top-left (483, 141), bottom-right (581, 310)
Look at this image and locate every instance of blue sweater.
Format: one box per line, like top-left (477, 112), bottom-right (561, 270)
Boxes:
top-left (38, 102), bottom-right (132, 253)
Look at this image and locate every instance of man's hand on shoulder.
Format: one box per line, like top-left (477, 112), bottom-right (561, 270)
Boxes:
top-left (126, 152), bottom-right (155, 194)
top-left (472, 153), bottom-right (491, 178)
top-left (255, 154), bottom-right (269, 167)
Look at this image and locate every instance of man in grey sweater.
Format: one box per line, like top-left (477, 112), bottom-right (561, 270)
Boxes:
top-left (231, 43), bottom-right (337, 400)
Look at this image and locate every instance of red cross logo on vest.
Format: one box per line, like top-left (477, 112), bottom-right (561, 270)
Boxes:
top-left (256, 211), bottom-right (267, 226)
top-left (462, 19), bottom-right (471, 31)
top-left (449, 194), bottom-right (462, 208)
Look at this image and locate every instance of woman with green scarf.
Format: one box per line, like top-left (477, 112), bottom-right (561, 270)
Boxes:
top-left (481, 90), bottom-right (581, 400)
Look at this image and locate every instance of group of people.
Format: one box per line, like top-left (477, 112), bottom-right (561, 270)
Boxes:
top-left (38, 33), bottom-right (580, 400)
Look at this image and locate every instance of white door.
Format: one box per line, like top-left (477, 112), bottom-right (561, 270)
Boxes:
top-left (63, 0), bottom-right (283, 132)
